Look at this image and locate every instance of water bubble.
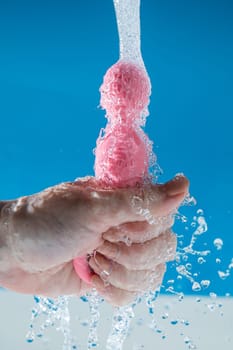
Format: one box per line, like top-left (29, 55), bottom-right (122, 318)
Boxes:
top-left (216, 258), bottom-right (221, 264)
top-left (213, 238), bottom-right (223, 250)
top-left (192, 282), bottom-right (201, 292)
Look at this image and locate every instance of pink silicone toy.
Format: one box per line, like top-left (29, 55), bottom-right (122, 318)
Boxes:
top-left (73, 60), bottom-right (153, 284)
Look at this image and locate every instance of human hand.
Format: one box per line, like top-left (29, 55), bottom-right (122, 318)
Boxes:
top-left (89, 175), bottom-right (189, 305)
top-left (0, 175), bottom-right (188, 302)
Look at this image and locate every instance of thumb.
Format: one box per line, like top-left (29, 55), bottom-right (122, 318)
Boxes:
top-left (104, 174), bottom-right (189, 225)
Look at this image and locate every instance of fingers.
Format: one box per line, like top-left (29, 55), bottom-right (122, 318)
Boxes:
top-left (97, 230), bottom-right (176, 270)
top-left (87, 228), bottom-right (176, 306)
top-left (102, 217), bottom-right (174, 244)
top-left (89, 253), bottom-right (166, 293)
top-left (91, 275), bottom-right (137, 307)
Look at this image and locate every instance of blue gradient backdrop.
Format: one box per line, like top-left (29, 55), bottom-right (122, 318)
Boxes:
top-left (0, 0), bottom-right (232, 295)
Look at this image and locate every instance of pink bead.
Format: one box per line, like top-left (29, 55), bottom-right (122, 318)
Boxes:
top-left (95, 124), bottom-right (150, 187)
top-left (73, 256), bottom-right (93, 285)
top-left (100, 60), bottom-right (151, 121)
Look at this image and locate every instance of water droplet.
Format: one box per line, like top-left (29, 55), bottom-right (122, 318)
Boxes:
top-left (80, 295), bottom-right (89, 302)
top-left (213, 238), bottom-right (223, 250)
top-left (207, 303), bottom-right (216, 312)
top-left (170, 320), bottom-right (178, 325)
top-left (178, 293), bottom-right (184, 302)
top-left (200, 280), bottom-right (210, 289)
top-left (216, 258), bottom-right (221, 264)
top-left (218, 270), bottom-right (230, 280)
top-left (26, 330), bottom-right (35, 343)
top-left (185, 263), bottom-right (192, 270)
top-left (197, 209), bottom-right (203, 215)
top-left (209, 292), bottom-right (217, 299)
top-left (198, 257), bottom-right (206, 264)
top-left (192, 282), bottom-right (201, 292)
top-left (183, 194), bottom-right (197, 206)
top-left (194, 216), bottom-right (208, 235)
top-left (167, 279), bottom-right (174, 285)
top-left (228, 258), bottom-right (233, 269)
top-left (33, 296), bottom-right (40, 304)
top-left (182, 255), bottom-right (189, 262)
top-left (81, 319), bottom-right (89, 327)
top-left (122, 235), bottom-right (132, 246)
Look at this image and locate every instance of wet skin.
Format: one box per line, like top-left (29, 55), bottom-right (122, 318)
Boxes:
top-left (0, 175), bottom-right (189, 306)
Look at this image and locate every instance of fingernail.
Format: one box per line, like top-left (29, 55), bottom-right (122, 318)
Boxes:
top-left (91, 275), bottom-right (103, 290)
top-left (165, 174), bottom-right (189, 197)
top-left (97, 242), bottom-right (120, 261)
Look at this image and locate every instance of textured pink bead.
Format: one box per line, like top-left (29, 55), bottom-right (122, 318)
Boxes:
top-left (100, 60), bottom-right (151, 121)
top-left (95, 124), bottom-right (150, 187)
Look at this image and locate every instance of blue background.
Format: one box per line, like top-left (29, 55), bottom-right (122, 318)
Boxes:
top-left (0, 0), bottom-right (232, 295)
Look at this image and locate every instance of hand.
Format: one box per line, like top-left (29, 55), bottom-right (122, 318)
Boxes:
top-left (0, 175), bottom-right (189, 302)
top-left (89, 175), bottom-right (189, 305)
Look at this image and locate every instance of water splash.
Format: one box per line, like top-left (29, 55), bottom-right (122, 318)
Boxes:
top-left (87, 290), bottom-right (103, 349)
top-left (106, 303), bottom-right (136, 350)
top-left (26, 296), bottom-right (77, 350)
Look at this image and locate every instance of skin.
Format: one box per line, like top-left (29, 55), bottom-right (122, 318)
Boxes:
top-left (0, 175), bottom-right (189, 306)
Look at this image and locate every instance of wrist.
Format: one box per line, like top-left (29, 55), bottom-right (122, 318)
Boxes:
top-left (0, 200), bottom-right (17, 275)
